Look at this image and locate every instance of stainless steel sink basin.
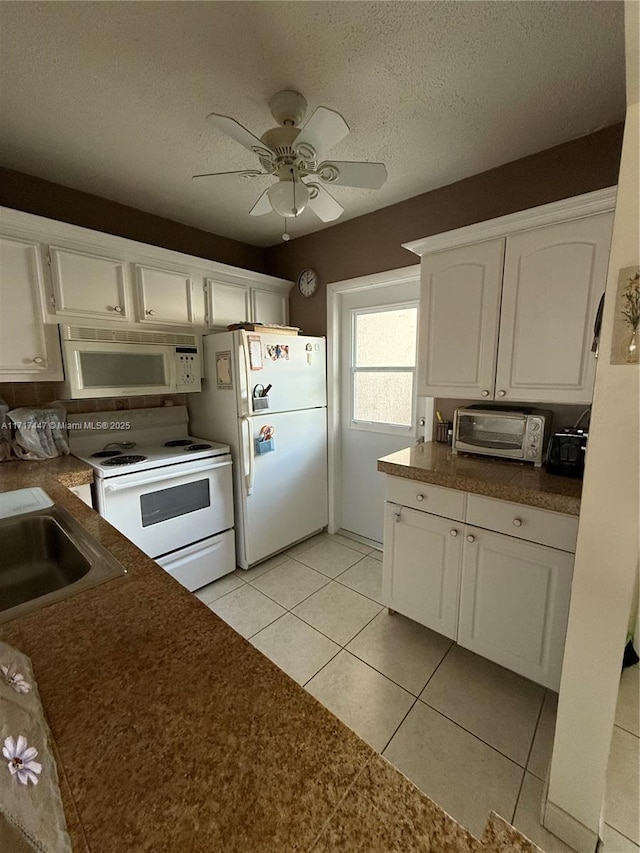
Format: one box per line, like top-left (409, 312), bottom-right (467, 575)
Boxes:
top-left (0, 505), bottom-right (126, 623)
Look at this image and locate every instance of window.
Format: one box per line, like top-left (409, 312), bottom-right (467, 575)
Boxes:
top-left (351, 304), bottom-right (418, 432)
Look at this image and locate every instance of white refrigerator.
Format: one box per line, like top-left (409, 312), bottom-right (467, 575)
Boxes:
top-left (189, 330), bottom-right (328, 569)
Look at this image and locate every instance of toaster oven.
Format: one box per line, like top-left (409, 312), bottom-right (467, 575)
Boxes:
top-left (452, 406), bottom-right (552, 467)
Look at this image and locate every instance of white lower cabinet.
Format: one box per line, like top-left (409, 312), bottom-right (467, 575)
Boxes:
top-left (383, 503), bottom-right (462, 640)
top-left (382, 476), bottom-right (576, 690)
top-left (458, 527), bottom-right (574, 689)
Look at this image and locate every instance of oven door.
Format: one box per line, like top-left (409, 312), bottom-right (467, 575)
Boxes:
top-left (96, 457), bottom-right (233, 558)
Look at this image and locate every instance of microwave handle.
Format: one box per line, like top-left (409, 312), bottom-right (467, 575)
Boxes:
top-left (591, 292), bottom-right (605, 358)
top-left (103, 459), bottom-right (231, 492)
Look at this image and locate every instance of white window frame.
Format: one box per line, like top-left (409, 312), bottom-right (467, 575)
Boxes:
top-left (349, 301), bottom-right (419, 436)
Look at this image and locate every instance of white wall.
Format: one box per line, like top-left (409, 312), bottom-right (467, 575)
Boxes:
top-left (543, 3), bottom-right (640, 850)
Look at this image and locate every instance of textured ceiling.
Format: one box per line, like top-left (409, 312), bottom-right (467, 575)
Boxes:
top-left (0, 1), bottom-right (626, 248)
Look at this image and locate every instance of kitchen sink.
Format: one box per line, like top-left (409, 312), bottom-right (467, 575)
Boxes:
top-left (0, 505), bottom-right (126, 623)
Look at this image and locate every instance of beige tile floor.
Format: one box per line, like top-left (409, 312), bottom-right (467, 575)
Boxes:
top-left (196, 533), bottom-right (639, 851)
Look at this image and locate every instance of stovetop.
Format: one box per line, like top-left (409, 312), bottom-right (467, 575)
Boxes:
top-left (72, 435), bottom-right (230, 477)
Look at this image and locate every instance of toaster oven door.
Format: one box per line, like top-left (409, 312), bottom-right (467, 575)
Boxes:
top-left (455, 412), bottom-right (526, 457)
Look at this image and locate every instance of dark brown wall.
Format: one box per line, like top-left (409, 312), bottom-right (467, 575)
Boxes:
top-left (266, 124), bottom-right (624, 336)
top-left (0, 166), bottom-right (267, 273)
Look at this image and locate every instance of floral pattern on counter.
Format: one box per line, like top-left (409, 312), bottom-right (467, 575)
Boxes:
top-left (1, 662), bottom-right (32, 694)
top-left (3, 735), bottom-right (42, 785)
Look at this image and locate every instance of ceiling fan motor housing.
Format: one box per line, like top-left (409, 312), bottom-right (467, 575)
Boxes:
top-left (268, 90), bottom-right (307, 127)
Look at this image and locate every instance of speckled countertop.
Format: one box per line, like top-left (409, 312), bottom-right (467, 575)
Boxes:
top-left (378, 442), bottom-right (582, 516)
top-left (0, 457), bottom-right (543, 852)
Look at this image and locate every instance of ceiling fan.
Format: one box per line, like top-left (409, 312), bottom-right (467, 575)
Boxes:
top-left (193, 90), bottom-right (387, 237)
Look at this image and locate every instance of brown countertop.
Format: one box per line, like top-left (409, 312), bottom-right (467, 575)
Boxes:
top-left (0, 457), bottom-right (543, 852)
top-left (378, 442), bottom-right (582, 516)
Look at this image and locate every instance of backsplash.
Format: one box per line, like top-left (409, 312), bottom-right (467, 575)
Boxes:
top-left (0, 382), bottom-right (187, 414)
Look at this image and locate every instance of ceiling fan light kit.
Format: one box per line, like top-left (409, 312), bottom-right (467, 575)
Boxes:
top-left (195, 90), bottom-right (388, 238)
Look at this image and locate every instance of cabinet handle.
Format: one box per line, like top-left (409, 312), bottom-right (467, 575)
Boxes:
top-left (481, 390), bottom-right (490, 397)
top-left (497, 390), bottom-right (506, 397)
top-left (450, 529), bottom-right (458, 537)
top-left (512, 518), bottom-right (523, 527)
top-left (466, 534), bottom-right (476, 543)
top-left (32, 357), bottom-right (44, 365)
top-left (146, 309), bottom-right (155, 316)
top-left (416, 494), bottom-right (425, 502)
top-left (108, 305), bottom-right (123, 313)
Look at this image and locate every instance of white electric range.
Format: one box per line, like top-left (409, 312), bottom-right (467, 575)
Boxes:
top-left (67, 406), bottom-right (236, 591)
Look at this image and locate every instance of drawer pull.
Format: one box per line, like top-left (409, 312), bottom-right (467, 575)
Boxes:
top-left (416, 494), bottom-right (425, 502)
top-left (450, 529), bottom-right (458, 537)
top-left (481, 390), bottom-right (490, 397)
top-left (513, 518), bottom-right (523, 527)
top-left (466, 534), bottom-right (476, 543)
top-left (497, 390), bottom-right (506, 397)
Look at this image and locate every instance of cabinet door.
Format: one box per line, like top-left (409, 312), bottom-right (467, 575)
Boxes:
top-left (417, 239), bottom-right (504, 398)
top-left (458, 527), bottom-right (574, 689)
top-left (251, 288), bottom-right (288, 326)
top-left (0, 237), bottom-right (63, 381)
top-left (207, 279), bottom-right (250, 328)
top-left (49, 246), bottom-right (129, 320)
top-left (135, 265), bottom-right (195, 326)
top-left (495, 213), bottom-right (613, 404)
top-left (382, 503), bottom-right (462, 639)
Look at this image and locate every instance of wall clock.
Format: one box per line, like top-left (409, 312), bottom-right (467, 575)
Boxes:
top-left (297, 268), bottom-right (319, 298)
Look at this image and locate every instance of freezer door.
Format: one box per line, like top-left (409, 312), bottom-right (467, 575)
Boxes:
top-left (241, 333), bottom-right (326, 414)
top-left (238, 407), bottom-right (328, 568)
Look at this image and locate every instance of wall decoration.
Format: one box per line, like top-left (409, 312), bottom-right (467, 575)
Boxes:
top-left (611, 266), bottom-right (640, 365)
top-left (215, 351), bottom-right (233, 389)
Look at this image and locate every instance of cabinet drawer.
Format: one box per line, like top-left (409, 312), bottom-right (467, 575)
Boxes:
top-left (466, 494), bottom-right (578, 552)
top-left (385, 476), bottom-right (466, 521)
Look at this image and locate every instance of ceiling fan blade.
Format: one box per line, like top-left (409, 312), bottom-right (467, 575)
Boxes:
top-left (249, 188), bottom-right (273, 217)
top-left (293, 107), bottom-right (350, 161)
top-left (192, 170), bottom-right (264, 180)
top-left (305, 183), bottom-right (344, 223)
top-left (207, 113), bottom-right (272, 157)
top-left (316, 160), bottom-right (388, 189)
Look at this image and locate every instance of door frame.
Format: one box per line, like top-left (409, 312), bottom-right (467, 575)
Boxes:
top-left (326, 264), bottom-right (424, 534)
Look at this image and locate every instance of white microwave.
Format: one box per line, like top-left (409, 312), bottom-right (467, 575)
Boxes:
top-left (59, 325), bottom-right (202, 399)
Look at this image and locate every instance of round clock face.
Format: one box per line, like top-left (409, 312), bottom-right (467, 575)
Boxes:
top-left (297, 268), bottom-right (319, 298)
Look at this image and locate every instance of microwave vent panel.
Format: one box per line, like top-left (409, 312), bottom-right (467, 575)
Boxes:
top-left (60, 326), bottom-right (197, 346)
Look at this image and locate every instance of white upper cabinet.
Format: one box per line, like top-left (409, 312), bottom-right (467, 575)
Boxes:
top-left (49, 246), bottom-right (130, 321)
top-left (495, 214), bottom-right (613, 403)
top-left (418, 239), bottom-right (504, 399)
top-left (206, 280), bottom-right (289, 329)
top-left (408, 190), bottom-right (616, 405)
top-left (135, 264), bottom-right (195, 326)
top-left (251, 288), bottom-right (288, 326)
top-left (0, 237), bottom-right (63, 381)
top-left (206, 279), bottom-right (251, 328)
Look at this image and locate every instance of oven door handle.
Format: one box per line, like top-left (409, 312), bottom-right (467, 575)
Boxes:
top-left (103, 459), bottom-right (231, 492)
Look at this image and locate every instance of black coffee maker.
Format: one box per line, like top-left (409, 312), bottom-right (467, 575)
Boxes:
top-left (546, 429), bottom-right (588, 477)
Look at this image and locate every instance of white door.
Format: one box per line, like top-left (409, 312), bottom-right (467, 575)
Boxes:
top-left (382, 503), bottom-right (462, 639)
top-left (135, 265), bottom-right (195, 326)
top-left (251, 288), bottom-right (288, 326)
top-left (49, 246), bottom-right (129, 320)
top-left (206, 279), bottom-right (250, 328)
top-left (458, 526), bottom-right (574, 690)
top-left (0, 237), bottom-right (63, 381)
top-left (417, 238), bottom-right (504, 399)
top-left (495, 213), bottom-right (613, 404)
top-left (339, 279), bottom-right (421, 544)
top-left (238, 407), bottom-right (328, 568)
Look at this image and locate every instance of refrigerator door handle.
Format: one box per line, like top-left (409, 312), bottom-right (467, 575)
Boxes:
top-left (239, 331), bottom-right (253, 417)
top-left (241, 415), bottom-right (254, 495)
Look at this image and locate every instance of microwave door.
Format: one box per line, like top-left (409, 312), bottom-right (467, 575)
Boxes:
top-left (64, 341), bottom-right (175, 398)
